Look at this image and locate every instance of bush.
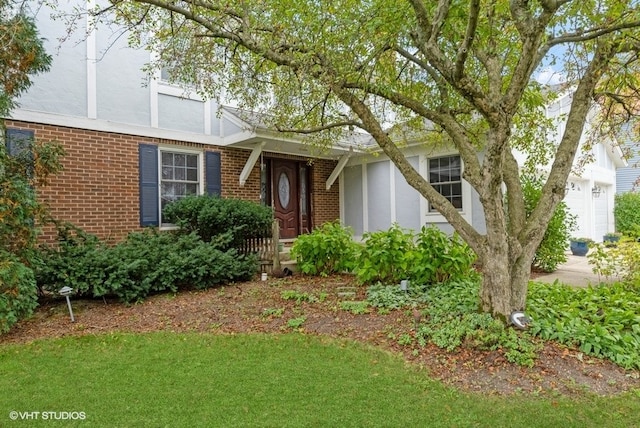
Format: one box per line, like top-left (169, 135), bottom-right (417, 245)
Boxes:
top-left (33, 223), bottom-right (108, 297)
top-left (355, 224), bottom-right (477, 286)
top-left (0, 255), bottom-right (38, 333)
top-left (162, 196), bottom-right (273, 248)
top-left (290, 222), bottom-right (358, 276)
top-left (0, 139), bottom-right (64, 261)
top-left (522, 175), bottom-right (576, 272)
top-left (614, 192), bottom-right (640, 236)
top-left (588, 238), bottom-right (640, 283)
top-left (356, 224), bottom-right (415, 284)
top-left (35, 225), bottom-right (257, 303)
top-left (411, 225), bottom-right (477, 284)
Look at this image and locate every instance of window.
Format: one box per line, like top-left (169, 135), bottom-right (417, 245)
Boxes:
top-left (160, 66), bottom-right (171, 83)
top-left (160, 151), bottom-right (200, 215)
top-left (428, 155), bottom-right (462, 211)
top-left (4, 128), bottom-right (35, 178)
top-left (5, 128), bottom-right (34, 156)
top-left (139, 144), bottom-right (221, 227)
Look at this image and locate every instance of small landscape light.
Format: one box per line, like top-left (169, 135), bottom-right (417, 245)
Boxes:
top-left (59, 286), bottom-right (75, 322)
top-left (509, 311), bottom-right (530, 330)
top-left (400, 280), bottom-right (409, 292)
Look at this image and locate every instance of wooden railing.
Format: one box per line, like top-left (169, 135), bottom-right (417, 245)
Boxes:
top-left (238, 220), bottom-right (281, 273)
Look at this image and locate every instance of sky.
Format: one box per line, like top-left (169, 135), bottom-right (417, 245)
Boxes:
top-left (535, 67), bottom-right (565, 85)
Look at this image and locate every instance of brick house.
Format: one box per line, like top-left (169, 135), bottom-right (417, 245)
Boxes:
top-left (4, 118), bottom-right (344, 244)
top-left (3, 4), bottom-right (345, 243)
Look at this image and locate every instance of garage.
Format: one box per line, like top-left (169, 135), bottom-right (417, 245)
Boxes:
top-left (592, 184), bottom-right (610, 242)
top-left (563, 180), bottom-right (589, 239)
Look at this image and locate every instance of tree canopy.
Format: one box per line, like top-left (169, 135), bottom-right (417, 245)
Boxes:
top-left (90, 0), bottom-right (640, 319)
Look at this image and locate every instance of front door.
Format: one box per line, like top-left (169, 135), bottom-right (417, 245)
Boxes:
top-left (273, 161), bottom-right (299, 239)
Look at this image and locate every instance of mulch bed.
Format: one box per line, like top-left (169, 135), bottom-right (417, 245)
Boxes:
top-left (3, 274), bottom-right (639, 396)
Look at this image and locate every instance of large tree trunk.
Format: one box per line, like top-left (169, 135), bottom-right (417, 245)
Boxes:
top-left (476, 233), bottom-right (537, 321)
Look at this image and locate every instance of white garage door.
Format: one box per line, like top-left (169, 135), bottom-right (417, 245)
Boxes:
top-left (593, 185), bottom-right (609, 241)
top-left (563, 180), bottom-right (588, 238)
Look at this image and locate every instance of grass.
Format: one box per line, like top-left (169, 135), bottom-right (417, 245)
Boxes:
top-left (1, 332), bottom-right (639, 427)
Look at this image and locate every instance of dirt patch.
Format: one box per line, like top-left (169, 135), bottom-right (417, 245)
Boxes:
top-left (2, 274), bottom-right (638, 396)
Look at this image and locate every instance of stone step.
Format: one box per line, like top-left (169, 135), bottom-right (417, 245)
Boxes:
top-left (279, 249), bottom-right (293, 262)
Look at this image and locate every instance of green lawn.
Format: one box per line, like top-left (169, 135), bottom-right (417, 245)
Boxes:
top-left (1, 332), bottom-right (638, 427)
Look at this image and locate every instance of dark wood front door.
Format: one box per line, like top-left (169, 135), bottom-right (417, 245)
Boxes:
top-left (273, 161), bottom-right (299, 239)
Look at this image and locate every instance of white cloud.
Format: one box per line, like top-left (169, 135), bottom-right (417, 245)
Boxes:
top-left (535, 67), bottom-right (565, 85)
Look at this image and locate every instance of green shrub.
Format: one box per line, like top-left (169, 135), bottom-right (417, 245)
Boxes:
top-left (355, 225), bottom-right (477, 286)
top-left (411, 225), bottom-right (477, 284)
top-left (0, 255), bottom-right (38, 333)
top-left (356, 224), bottom-right (415, 284)
top-left (162, 195), bottom-right (273, 248)
top-left (0, 139), bottom-right (64, 261)
top-left (528, 281), bottom-right (640, 370)
top-left (34, 223), bottom-right (108, 297)
top-left (35, 225), bottom-right (257, 303)
top-left (588, 238), bottom-right (640, 283)
top-left (290, 221), bottom-right (358, 276)
top-left (614, 192), bottom-right (640, 236)
top-left (522, 175), bottom-right (576, 272)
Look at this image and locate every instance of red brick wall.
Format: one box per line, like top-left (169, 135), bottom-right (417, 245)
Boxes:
top-left (6, 120), bottom-right (145, 243)
top-left (221, 148), bottom-right (261, 201)
top-left (310, 158), bottom-right (340, 227)
top-left (6, 120), bottom-right (340, 242)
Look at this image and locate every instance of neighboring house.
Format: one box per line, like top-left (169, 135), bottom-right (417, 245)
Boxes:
top-left (340, 89), bottom-right (626, 242)
top-left (616, 139), bottom-right (640, 193)
top-left (4, 2), bottom-right (347, 242)
top-left (540, 90), bottom-right (626, 241)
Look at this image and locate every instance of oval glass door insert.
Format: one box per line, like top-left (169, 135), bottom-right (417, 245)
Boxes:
top-left (278, 172), bottom-right (290, 208)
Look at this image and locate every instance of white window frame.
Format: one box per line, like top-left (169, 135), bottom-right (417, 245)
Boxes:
top-left (427, 154), bottom-right (463, 212)
top-left (158, 145), bottom-right (205, 228)
top-left (422, 153), bottom-right (472, 224)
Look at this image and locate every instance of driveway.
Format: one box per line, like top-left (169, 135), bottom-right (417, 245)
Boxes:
top-left (533, 253), bottom-right (612, 287)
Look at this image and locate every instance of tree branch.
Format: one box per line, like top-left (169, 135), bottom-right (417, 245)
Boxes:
top-left (274, 121), bottom-right (362, 135)
top-left (522, 38), bottom-right (619, 250)
top-left (334, 84), bottom-right (483, 247)
top-left (454, 0), bottom-right (480, 80)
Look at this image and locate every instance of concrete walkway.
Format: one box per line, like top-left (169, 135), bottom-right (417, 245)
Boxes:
top-left (533, 253), bottom-right (611, 287)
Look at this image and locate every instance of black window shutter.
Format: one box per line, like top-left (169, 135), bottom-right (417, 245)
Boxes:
top-left (139, 144), bottom-right (159, 226)
top-left (5, 128), bottom-right (34, 156)
top-left (205, 151), bottom-right (222, 196)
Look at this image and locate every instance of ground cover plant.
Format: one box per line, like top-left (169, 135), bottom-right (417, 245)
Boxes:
top-left (1, 332), bottom-right (639, 427)
top-left (527, 281), bottom-right (640, 370)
